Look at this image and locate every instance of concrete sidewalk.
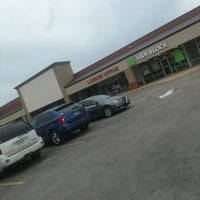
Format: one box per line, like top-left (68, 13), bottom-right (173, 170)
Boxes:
top-left (125, 64), bottom-right (200, 96)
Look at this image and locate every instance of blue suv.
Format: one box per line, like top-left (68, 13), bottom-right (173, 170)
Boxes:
top-left (30, 103), bottom-right (90, 145)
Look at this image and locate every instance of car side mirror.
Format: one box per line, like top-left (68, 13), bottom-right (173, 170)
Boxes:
top-left (94, 102), bottom-right (99, 106)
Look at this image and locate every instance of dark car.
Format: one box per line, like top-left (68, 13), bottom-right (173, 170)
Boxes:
top-left (30, 103), bottom-right (90, 145)
top-left (79, 94), bottom-right (130, 120)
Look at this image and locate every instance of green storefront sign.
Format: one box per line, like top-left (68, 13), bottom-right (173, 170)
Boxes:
top-left (126, 56), bottom-right (137, 67)
top-left (173, 49), bottom-right (186, 63)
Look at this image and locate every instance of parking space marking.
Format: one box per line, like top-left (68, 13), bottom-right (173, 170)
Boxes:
top-left (42, 140), bottom-right (85, 152)
top-left (0, 181), bottom-right (25, 187)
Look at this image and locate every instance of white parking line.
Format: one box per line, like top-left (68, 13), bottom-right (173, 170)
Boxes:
top-left (42, 140), bottom-right (85, 152)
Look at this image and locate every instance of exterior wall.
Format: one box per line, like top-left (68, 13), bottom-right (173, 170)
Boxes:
top-left (132, 22), bottom-right (200, 64)
top-left (65, 59), bottom-right (131, 95)
top-left (124, 68), bottom-right (138, 89)
top-left (66, 22), bottom-right (200, 96)
top-left (0, 109), bottom-right (25, 126)
top-left (17, 89), bottom-right (31, 121)
top-left (53, 63), bottom-right (74, 103)
top-left (18, 69), bottom-right (63, 113)
top-left (0, 98), bottom-right (22, 118)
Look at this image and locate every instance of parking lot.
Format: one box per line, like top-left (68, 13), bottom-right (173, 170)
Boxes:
top-left (1, 68), bottom-right (200, 200)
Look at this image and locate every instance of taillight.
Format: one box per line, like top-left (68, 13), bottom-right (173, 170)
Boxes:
top-left (58, 118), bottom-right (65, 125)
top-left (0, 149), bottom-right (2, 155)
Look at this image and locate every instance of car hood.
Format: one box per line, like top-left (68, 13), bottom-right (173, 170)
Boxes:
top-left (101, 95), bottom-right (123, 104)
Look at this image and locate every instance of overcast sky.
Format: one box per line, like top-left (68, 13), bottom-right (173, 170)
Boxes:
top-left (0, 0), bottom-right (199, 107)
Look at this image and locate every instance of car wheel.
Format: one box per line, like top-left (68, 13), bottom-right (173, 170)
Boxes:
top-left (50, 130), bottom-right (64, 145)
top-left (80, 123), bottom-right (89, 131)
top-left (31, 150), bottom-right (41, 159)
top-left (104, 106), bottom-right (113, 117)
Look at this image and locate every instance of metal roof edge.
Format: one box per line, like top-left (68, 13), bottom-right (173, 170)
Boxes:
top-left (15, 61), bottom-right (70, 89)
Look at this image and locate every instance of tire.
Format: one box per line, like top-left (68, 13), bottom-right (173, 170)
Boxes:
top-left (0, 171), bottom-right (4, 180)
top-left (31, 150), bottom-right (41, 160)
top-left (80, 123), bottom-right (89, 131)
top-left (50, 130), bottom-right (64, 145)
top-left (104, 106), bottom-right (113, 117)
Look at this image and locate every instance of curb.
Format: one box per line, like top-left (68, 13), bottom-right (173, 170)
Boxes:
top-left (124, 65), bottom-right (200, 96)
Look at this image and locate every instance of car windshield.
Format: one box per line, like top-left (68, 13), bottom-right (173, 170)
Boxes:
top-left (90, 95), bottom-right (110, 102)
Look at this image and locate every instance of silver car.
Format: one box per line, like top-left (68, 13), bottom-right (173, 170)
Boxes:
top-left (79, 95), bottom-right (130, 120)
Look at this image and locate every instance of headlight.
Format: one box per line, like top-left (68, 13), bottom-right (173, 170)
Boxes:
top-left (112, 100), bottom-right (119, 103)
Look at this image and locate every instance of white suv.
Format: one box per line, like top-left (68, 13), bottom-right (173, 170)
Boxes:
top-left (0, 121), bottom-right (44, 178)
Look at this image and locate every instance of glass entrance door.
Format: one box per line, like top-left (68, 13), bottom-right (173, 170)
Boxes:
top-left (160, 58), bottom-right (173, 75)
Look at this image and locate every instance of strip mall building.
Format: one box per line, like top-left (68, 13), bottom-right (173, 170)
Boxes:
top-left (1, 6), bottom-right (200, 125)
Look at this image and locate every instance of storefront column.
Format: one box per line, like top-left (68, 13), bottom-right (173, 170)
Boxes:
top-left (16, 89), bottom-right (32, 122)
top-left (182, 44), bottom-right (192, 67)
top-left (124, 68), bottom-right (139, 90)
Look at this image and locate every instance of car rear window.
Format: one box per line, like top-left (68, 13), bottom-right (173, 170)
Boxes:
top-left (31, 112), bottom-right (55, 127)
top-left (0, 121), bottom-right (33, 144)
top-left (56, 103), bottom-right (79, 114)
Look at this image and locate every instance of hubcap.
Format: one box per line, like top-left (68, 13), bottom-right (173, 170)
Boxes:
top-left (105, 107), bottom-right (112, 117)
top-left (51, 132), bottom-right (61, 144)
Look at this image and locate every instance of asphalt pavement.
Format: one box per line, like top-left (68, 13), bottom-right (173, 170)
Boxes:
top-left (1, 66), bottom-right (200, 199)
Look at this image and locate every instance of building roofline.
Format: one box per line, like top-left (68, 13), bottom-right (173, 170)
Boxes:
top-left (0, 97), bottom-right (23, 119)
top-left (15, 61), bottom-right (70, 89)
top-left (65, 6), bottom-right (200, 87)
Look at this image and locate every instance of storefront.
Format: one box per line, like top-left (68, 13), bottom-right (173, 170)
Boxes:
top-left (131, 36), bottom-right (200, 85)
top-left (66, 7), bottom-right (200, 101)
top-left (135, 46), bottom-right (190, 84)
top-left (66, 61), bottom-right (134, 102)
top-left (69, 71), bottom-right (130, 102)
top-left (67, 34), bottom-right (200, 103)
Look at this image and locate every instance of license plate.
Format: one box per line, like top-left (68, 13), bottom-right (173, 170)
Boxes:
top-left (15, 138), bottom-right (25, 146)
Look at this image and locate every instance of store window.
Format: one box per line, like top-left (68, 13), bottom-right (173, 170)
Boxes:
top-left (195, 36), bottom-right (200, 53)
top-left (171, 48), bottom-right (188, 71)
top-left (141, 65), bottom-right (151, 76)
top-left (150, 60), bottom-right (161, 73)
top-left (149, 60), bottom-right (164, 79)
top-left (70, 72), bottom-right (130, 101)
top-left (140, 63), bottom-right (154, 83)
top-left (184, 39), bottom-right (200, 66)
top-left (195, 36), bottom-right (200, 44)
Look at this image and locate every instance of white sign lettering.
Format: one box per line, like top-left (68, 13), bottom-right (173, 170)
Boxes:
top-left (136, 42), bottom-right (168, 61)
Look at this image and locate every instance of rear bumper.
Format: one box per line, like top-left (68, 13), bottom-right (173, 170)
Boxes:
top-left (61, 113), bottom-right (90, 134)
top-left (0, 138), bottom-right (44, 171)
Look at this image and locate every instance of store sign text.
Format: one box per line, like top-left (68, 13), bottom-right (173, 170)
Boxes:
top-left (87, 66), bottom-right (119, 84)
top-left (136, 42), bottom-right (168, 61)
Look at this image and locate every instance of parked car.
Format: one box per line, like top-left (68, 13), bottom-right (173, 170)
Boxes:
top-left (79, 94), bottom-right (130, 120)
top-left (0, 121), bottom-right (44, 178)
top-left (30, 103), bottom-right (90, 145)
